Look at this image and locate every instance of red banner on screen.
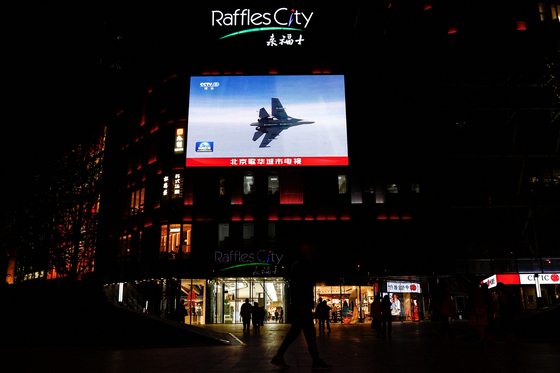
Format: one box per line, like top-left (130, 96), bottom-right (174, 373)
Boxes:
top-left (186, 157), bottom-right (348, 167)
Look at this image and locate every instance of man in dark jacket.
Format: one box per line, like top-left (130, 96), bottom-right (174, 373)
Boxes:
top-left (240, 298), bottom-right (252, 332)
top-left (270, 243), bottom-right (332, 370)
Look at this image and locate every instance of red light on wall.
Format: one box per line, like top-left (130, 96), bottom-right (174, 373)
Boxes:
top-left (269, 206), bottom-right (279, 221)
top-left (448, 25), bottom-right (457, 34)
top-left (516, 21), bottom-right (527, 31)
top-left (424, 1), bottom-right (432, 10)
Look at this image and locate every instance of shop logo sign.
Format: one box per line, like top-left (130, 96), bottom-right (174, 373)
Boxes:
top-left (211, 8), bottom-right (313, 42)
top-left (520, 273), bottom-right (560, 284)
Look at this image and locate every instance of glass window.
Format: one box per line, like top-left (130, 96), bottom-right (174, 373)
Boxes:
top-left (130, 186), bottom-right (145, 215)
top-left (160, 225), bottom-right (168, 259)
top-left (243, 223), bottom-right (254, 248)
top-left (219, 177), bottom-right (226, 196)
top-left (243, 173), bottom-right (254, 195)
top-left (387, 183), bottom-right (398, 193)
top-left (118, 234), bottom-right (131, 264)
top-left (338, 175), bottom-right (347, 194)
top-left (218, 224), bottom-right (230, 248)
top-left (160, 224), bottom-right (191, 260)
top-left (268, 171), bottom-right (279, 194)
top-left (268, 223), bottom-right (276, 248)
top-left (411, 183), bottom-right (420, 193)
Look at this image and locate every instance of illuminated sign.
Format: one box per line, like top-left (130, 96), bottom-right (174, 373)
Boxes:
top-left (212, 8), bottom-right (313, 30)
top-left (387, 282), bottom-right (421, 293)
top-left (519, 273), bottom-right (560, 285)
top-left (163, 173), bottom-right (183, 198)
top-left (212, 8), bottom-right (313, 47)
top-left (481, 274), bottom-right (520, 288)
top-left (186, 75), bottom-right (349, 167)
top-left (215, 249), bottom-right (283, 265)
top-left (175, 128), bottom-right (185, 153)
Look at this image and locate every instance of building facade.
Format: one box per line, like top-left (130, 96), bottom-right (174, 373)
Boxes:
top-left (9, 1), bottom-right (559, 324)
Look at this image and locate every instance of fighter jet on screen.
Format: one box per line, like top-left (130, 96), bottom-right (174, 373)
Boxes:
top-left (250, 98), bottom-right (314, 148)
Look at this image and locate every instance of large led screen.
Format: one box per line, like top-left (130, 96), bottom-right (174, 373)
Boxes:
top-left (186, 75), bottom-right (348, 167)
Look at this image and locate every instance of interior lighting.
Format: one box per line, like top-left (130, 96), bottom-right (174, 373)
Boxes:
top-left (266, 282), bottom-right (278, 302)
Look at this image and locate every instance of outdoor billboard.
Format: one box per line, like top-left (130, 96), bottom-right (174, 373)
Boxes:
top-left (186, 75), bottom-right (348, 167)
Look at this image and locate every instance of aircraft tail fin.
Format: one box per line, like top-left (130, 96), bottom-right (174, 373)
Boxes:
top-left (259, 108), bottom-right (270, 119)
top-left (271, 98), bottom-right (288, 120)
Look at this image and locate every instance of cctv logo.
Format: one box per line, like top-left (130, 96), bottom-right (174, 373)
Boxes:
top-left (200, 82), bottom-right (220, 90)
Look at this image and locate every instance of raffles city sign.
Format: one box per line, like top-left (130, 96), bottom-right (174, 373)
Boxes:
top-left (211, 7), bottom-right (314, 45)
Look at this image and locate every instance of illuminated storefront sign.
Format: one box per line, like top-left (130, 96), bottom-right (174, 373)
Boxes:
top-left (163, 173), bottom-right (183, 198)
top-left (175, 129), bottom-right (185, 153)
top-left (211, 8), bottom-right (313, 47)
top-left (519, 273), bottom-right (560, 285)
top-left (481, 274), bottom-right (520, 288)
top-left (215, 249), bottom-right (283, 265)
top-left (211, 8), bottom-right (313, 30)
top-left (387, 282), bottom-right (421, 294)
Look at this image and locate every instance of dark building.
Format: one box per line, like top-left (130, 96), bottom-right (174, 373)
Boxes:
top-left (9, 1), bottom-right (560, 324)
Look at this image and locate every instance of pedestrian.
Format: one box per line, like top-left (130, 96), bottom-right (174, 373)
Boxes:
top-left (270, 243), bottom-right (333, 370)
top-left (324, 300), bottom-right (332, 331)
top-left (370, 295), bottom-right (382, 337)
top-left (438, 290), bottom-right (456, 344)
top-left (496, 282), bottom-right (518, 342)
top-left (252, 302), bottom-right (261, 331)
top-left (380, 294), bottom-right (392, 338)
top-left (316, 297), bottom-right (326, 333)
top-left (275, 309), bottom-right (279, 323)
top-left (468, 283), bottom-right (492, 342)
top-left (240, 298), bottom-right (252, 332)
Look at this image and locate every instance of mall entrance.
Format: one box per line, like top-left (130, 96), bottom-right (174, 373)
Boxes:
top-left (211, 277), bottom-right (286, 324)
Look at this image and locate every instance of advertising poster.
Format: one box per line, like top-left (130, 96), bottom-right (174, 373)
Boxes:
top-left (186, 75), bottom-right (349, 167)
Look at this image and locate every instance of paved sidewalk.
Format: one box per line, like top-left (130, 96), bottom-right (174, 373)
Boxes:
top-left (2, 320), bottom-right (559, 373)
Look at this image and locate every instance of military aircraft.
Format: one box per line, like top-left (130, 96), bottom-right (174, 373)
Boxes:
top-left (250, 98), bottom-right (314, 147)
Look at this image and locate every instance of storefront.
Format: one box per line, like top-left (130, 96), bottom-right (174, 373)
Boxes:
top-left (481, 273), bottom-right (560, 310)
top-left (105, 276), bottom-right (287, 325)
top-left (209, 277), bottom-right (286, 324)
top-left (382, 281), bottom-right (423, 321)
top-left (314, 280), bottom-right (425, 324)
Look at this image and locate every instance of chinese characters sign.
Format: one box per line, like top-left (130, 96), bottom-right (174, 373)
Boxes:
top-left (386, 282), bottom-right (421, 294)
top-left (163, 174), bottom-right (183, 198)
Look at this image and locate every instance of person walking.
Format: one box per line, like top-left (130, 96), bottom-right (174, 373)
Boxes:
top-left (323, 299), bottom-right (332, 332)
top-left (380, 295), bottom-right (392, 338)
top-left (252, 302), bottom-right (261, 331)
top-left (240, 298), bottom-right (252, 332)
top-left (438, 290), bottom-right (456, 344)
top-left (370, 295), bottom-right (382, 337)
top-left (496, 282), bottom-right (518, 342)
top-left (316, 297), bottom-right (326, 333)
top-left (270, 243), bottom-right (333, 370)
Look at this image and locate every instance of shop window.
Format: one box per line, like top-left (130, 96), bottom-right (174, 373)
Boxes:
top-left (243, 223), bottom-right (254, 248)
top-left (130, 186), bottom-right (145, 215)
top-left (387, 183), bottom-right (398, 194)
top-left (218, 223), bottom-right (230, 248)
top-left (160, 224), bottom-right (192, 260)
top-left (243, 172), bottom-right (254, 195)
top-left (268, 171), bottom-right (279, 194)
top-left (411, 183), bottom-right (420, 193)
top-left (338, 175), bottom-right (347, 194)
